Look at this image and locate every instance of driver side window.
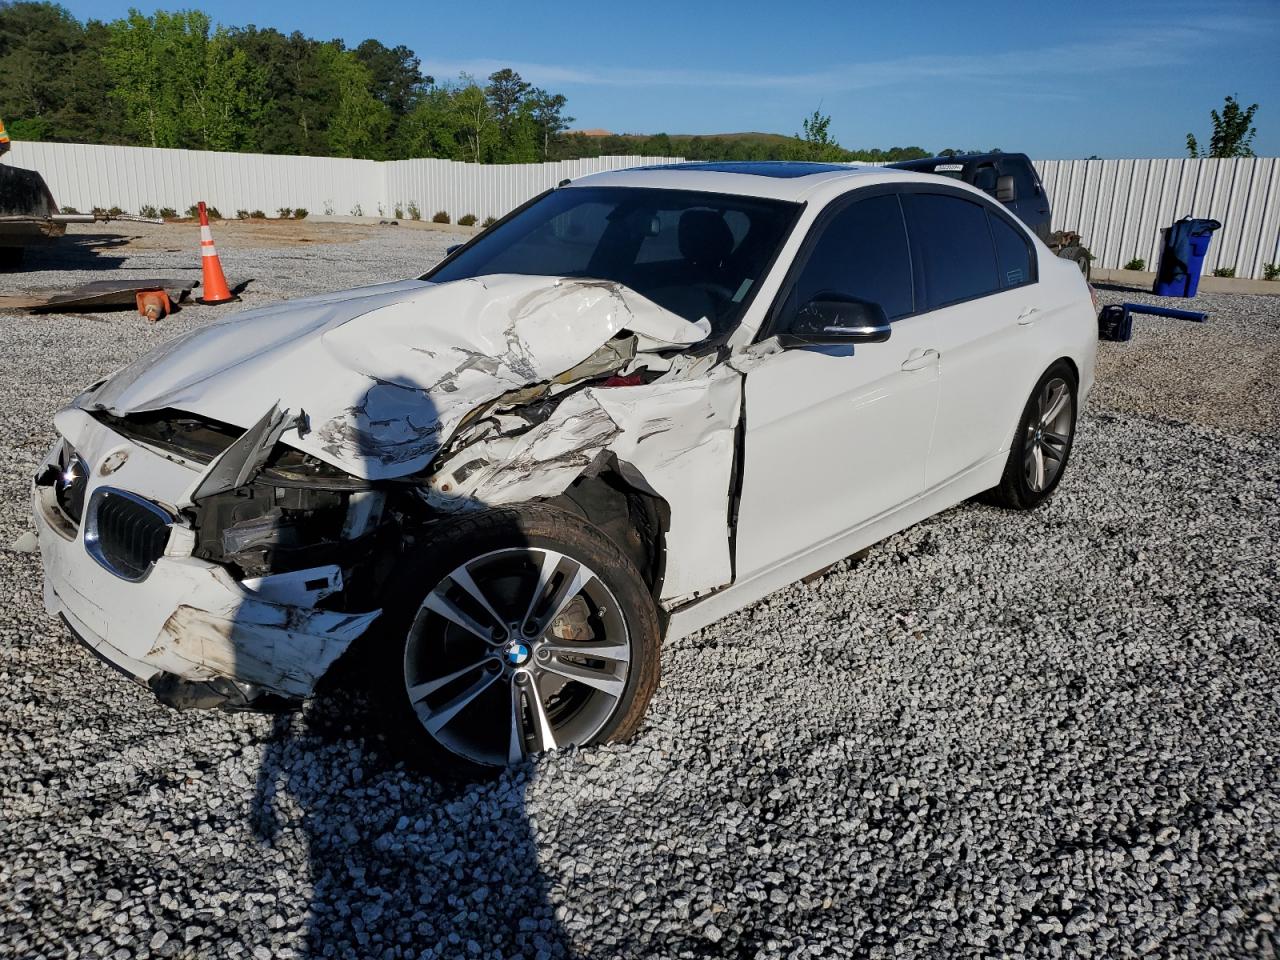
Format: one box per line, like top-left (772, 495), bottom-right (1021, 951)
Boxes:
top-left (783, 193), bottom-right (915, 328)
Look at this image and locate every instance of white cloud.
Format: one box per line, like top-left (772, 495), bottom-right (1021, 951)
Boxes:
top-left (424, 15), bottom-right (1268, 94)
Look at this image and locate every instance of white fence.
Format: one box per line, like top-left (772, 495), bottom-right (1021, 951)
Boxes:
top-left (7, 142), bottom-right (1280, 278)
top-left (1035, 158), bottom-right (1280, 281)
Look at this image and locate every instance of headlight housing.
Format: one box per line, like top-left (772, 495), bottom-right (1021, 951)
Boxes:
top-left (40, 440), bottom-right (90, 526)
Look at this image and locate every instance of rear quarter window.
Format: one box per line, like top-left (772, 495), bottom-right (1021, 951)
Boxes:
top-left (989, 213), bottom-right (1035, 288)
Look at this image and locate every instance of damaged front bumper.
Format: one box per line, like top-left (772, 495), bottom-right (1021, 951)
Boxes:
top-left (31, 408), bottom-right (380, 709)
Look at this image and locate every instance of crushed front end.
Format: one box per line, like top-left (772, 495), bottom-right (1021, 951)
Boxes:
top-left (32, 406), bottom-right (388, 710)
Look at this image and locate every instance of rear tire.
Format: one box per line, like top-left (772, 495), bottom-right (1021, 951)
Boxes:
top-left (370, 503), bottom-right (661, 778)
top-left (1059, 245), bottom-right (1091, 281)
top-left (987, 361), bottom-right (1078, 510)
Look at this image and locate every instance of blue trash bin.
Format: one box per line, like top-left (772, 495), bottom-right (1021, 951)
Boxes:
top-left (1153, 216), bottom-right (1222, 297)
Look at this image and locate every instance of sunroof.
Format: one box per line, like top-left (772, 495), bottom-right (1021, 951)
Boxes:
top-left (632, 161), bottom-right (857, 179)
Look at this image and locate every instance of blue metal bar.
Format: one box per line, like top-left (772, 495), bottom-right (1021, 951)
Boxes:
top-left (1123, 302), bottom-right (1208, 323)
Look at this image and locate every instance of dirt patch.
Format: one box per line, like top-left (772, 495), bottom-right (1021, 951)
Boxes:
top-left (1092, 288), bottom-right (1280, 436)
top-left (66, 218), bottom-right (393, 252)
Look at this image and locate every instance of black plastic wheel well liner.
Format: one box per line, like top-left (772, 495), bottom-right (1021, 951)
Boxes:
top-left (549, 460), bottom-right (670, 612)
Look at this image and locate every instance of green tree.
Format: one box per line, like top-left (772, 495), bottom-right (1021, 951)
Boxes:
top-left (793, 110), bottom-right (845, 161)
top-left (1186, 95), bottom-right (1259, 158)
top-left (527, 88), bottom-right (572, 161)
top-left (103, 9), bottom-right (262, 150)
top-left (453, 76), bottom-right (496, 163)
top-left (102, 9), bottom-right (184, 147)
top-left (317, 43), bottom-right (391, 158)
top-left (396, 83), bottom-right (466, 159)
top-left (0, 2), bottom-right (124, 143)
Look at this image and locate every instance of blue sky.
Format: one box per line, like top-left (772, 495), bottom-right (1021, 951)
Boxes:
top-left (67, 0), bottom-right (1280, 157)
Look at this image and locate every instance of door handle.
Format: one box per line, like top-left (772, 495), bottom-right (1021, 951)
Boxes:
top-left (900, 348), bottom-right (939, 372)
top-left (1017, 307), bottom-right (1040, 325)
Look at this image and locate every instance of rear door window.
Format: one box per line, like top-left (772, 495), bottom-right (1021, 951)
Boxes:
top-left (783, 193), bottom-right (914, 323)
top-left (902, 193), bottom-right (1000, 309)
top-left (989, 212), bottom-right (1034, 288)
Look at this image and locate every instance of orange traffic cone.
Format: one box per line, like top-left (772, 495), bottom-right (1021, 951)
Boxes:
top-left (196, 201), bottom-right (236, 305)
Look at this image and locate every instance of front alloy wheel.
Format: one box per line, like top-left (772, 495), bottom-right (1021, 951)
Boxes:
top-left (405, 547), bottom-right (631, 766)
top-left (374, 504), bottom-right (661, 775)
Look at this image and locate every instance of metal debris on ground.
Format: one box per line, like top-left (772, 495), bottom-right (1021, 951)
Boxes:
top-left (0, 278), bottom-right (194, 316)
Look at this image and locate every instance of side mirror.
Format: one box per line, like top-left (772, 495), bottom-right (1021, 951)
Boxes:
top-left (778, 295), bottom-right (891, 348)
top-left (996, 175), bottom-right (1017, 202)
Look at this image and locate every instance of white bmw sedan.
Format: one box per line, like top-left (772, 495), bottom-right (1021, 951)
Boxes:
top-left (32, 161), bottom-right (1096, 772)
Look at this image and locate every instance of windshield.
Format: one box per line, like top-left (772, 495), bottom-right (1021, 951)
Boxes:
top-left (427, 186), bottom-right (801, 337)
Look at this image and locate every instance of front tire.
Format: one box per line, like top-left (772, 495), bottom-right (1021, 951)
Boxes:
top-left (987, 362), bottom-right (1078, 510)
top-left (373, 504), bottom-right (661, 775)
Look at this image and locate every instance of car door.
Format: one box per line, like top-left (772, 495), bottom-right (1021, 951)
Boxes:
top-left (733, 190), bottom-right (942, 580)
top-left (898, 189), bottom-right (1044, 489)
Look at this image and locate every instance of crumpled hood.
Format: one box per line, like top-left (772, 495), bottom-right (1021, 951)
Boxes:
top-left (82, 274), bottom-right (709, 480)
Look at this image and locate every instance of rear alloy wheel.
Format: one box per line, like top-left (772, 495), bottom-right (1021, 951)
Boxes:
top-left (987, 362), bottom-right (1078, 510)
top-left (375, 505), bottom-right (660, 774)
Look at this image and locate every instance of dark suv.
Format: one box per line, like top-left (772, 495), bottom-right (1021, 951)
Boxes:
top-left (890, 152), bottom-right (1091, 277)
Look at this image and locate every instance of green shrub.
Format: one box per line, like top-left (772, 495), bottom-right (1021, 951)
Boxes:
top-left (60, 205), bottom-right (80, 215)
top-left (159, 207), bottom-right (178, 219)
top-left (457, 213), bottom-right (477, 226)
top-left (1123, 257), bottom-right (1145, 271)
top-left (481, 216), bottom-right (497, 228)
top-left (351, 203), bottom-right (363, 217)
top-left (236, 209), bottom-right (249, 220)
top-left (293, 208), bottom-right (307, 220)
top-left (1262, 262), bottom-right (1280, 281)
top-left (185, 204), bottom-right (221, 219)
top-left (407, 201), bottom-right (422, 221)
top-left (277, 207), bottom-right (293, 219)
top-left (140, 204), bottom-right (160, 219)
top-left (1211, 266), bottom-right (1235, 278)
top-left (393, 204), bottom-right (405, 219)
top-left (250, 209), bottom-right (266, 219)
top-left (106, 205), bottom-right (126, 217)
top-left (207, 206), bottom-right (222, 219)
top-left (432, 210), bottom-right (450, 224)
top-left (184, 204), bottom-right (198, 218)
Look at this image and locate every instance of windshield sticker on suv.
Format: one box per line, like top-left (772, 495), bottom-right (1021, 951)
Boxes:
top-left (935, 164), bottom-right (964, 172)
top-left (1006, 268), bottom-right (1025, 285)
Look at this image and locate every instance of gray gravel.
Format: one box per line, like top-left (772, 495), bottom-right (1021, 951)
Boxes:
top-left (2, 228), bottom-right (1278, 959)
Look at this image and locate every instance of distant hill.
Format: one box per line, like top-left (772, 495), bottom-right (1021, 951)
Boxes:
top-left (557, 130), bottom-right (929, 163)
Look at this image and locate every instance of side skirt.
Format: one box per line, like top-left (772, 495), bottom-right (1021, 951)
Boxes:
top-left (665, 454), bottom-right (1005, 641)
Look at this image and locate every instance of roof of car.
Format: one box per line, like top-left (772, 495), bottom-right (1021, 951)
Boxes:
top-left (565, 161), bottom-right (915, 203)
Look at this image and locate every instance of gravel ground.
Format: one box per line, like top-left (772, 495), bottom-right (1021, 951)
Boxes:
top-left (1, 227), bottom-right (1277, 959)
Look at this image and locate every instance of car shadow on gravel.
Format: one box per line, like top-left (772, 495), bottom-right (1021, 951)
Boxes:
top-left (250, 694), bottom-right (573, 958)
top-left (240, 383), bottom-right (572, 958)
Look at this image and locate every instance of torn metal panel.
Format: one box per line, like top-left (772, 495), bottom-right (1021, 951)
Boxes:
top-left (81, 274), bottom-right (708, 480)
top-left (182, 403), bottom-right (292, 505)
top-left (150, 603), bottom-right (377, 699)
top-left (31, 428), bottom-right (381, 700)
top-left (423, 362), bottom-right (744, 602)
top-left (240, 565), bottom-right (343, 606)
